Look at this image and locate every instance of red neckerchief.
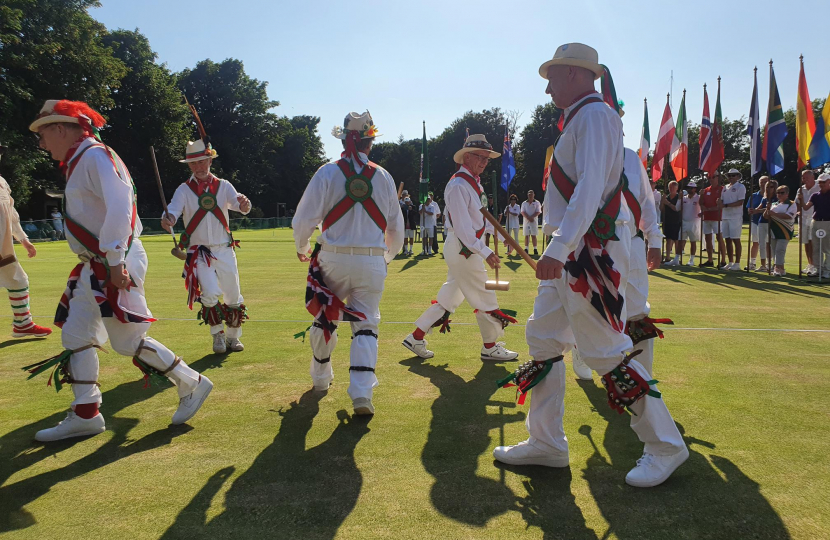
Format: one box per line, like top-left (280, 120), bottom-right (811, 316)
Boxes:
top-left (191, 173), bottom-right (216, 194)
top-left (342, 131), bottom-right (365, 168)
top-left (59, 134), bottom-right (94, 177)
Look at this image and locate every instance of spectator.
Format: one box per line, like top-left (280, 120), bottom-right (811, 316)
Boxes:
top-left (22, 219), bottom-right (38, 235)
top-left (401, 197), bottom-right (419, 256)
top-left (652, 179), bottom-right (662, 225)
top-left (745, 176), bottom-right (769, 271)
top-left (521, 189), bottom-right (542, 255)
top-left (419, 192), bottom-right (440, 256)
top-left (764, 183), bottom-right (796, 276)
top-left (484, 194), bottom-right (496, 247)
top-left (700, 172), bottom-right (725, 267)
top-left (503, 194), bottom-right (521, 255)
top-left (796, 170), bottom-right (820, 276)
top-left (720, 168), bottom-right (747, 270)
top-left (803, 172), bottom-right (830, 278)
top-left (679, 180), bottom-right (701, 266)
top-left (50, 206), bottom-right (64, 240)
top-left (661, 180), bottom-right (682, 265)
top-left (755, 179), bottom-right (775, 272)
top-left (432, 198), bottom-right (442, 255)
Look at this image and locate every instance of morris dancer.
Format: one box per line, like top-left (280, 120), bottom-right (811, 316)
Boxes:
top-left (293, 111), bottom-right (403, 416)
top-left (162, 139), bottom-right (251, 354)
top-left (492, 45), bottom-right (687, 488)
top-left (0, 142), bottom-right (52, 338)
top-left (403, 135), bottom-right (519, 362)
top-left (26, 100), bottom-right (211, 441)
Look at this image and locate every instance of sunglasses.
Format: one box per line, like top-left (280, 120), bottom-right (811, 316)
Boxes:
top-left (776, 190), bottom-right (786, 194)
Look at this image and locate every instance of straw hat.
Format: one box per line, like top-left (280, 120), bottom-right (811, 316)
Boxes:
top-left (179, 140), bottom-right (218, 163)
top-left (453, 134), bottom-right (501, 164)
top-left (726, 168), bottom-right (742, 179)
top-left (29, 100), bottom-right (105, 132)
top-left (332, 111), bottom-right (381, 140)
top-left (538, 43), bottom-right (604, 80)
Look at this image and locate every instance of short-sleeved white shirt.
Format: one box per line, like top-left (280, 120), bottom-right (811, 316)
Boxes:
top-left (721, 182), bottom-right (747, 220)
top-left (521, 200), bottom-right (541, 224)
top-left (420, 201), bottom-right (440, 228)
top-left (505, 203), bottom-right (521, 229)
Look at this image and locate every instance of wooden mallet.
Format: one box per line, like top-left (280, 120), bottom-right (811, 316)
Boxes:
top-left (150, 146), bottom-right (187, 260)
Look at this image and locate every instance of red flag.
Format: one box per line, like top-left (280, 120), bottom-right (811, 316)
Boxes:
top-left (651, 99), bottom-right (675, 181)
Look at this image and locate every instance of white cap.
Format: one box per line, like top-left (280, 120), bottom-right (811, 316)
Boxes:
top-left (818, 173), bottom-right (830, 183)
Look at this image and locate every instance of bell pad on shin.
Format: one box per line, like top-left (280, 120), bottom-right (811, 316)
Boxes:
top-left (600, 350), bottom-right (661, 415)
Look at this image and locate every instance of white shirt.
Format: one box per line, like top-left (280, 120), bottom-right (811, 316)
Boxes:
top-left (505, 203), bottom-right (521, 229)
top-left (681, 193), bottom-right (701, 222)
top-left (0, 175), bottom-right (27, 242)
top-left (771, 200), bottom-right (796, 220)
top-left (622, 148), bottom-right (662, 245)
top-left (653, 188), bottom-right (662, 223)
top-left (721, 181), bottom-right (747, 220)
top-left (799, 183), bottom-right (820, 221)
top-left (166, 175), bottom-right (248, 247)
top-left (544, 92), bottom-right (628, 263)
top-left (292, 152), bottom-right (404, 263)
top-left (64, 138), bottom-right (142, 266)
top-left (51, 211), bottom-right (63, 228)
top-left (444, 165), bottom-right (492, 259)
top-left (521, 200), bottom-right (542, 225)
top-left (420, 200), bottom-right (440, 228)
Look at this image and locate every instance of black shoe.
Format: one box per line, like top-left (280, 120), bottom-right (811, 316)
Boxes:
top-left (534, 249), bottom-right (538, 255)
top-left (700, 261), bottom-right (714, 267)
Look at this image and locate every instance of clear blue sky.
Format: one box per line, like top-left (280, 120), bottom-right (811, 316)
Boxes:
top-left (93, 0), bottom-right (830, 161)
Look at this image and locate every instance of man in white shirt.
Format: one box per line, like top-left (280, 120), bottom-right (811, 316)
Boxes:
top-left (797, 169), bottom-right (821, 276)
top-left (419, 193), bottom-right (440, 255)
top-left (0, 143), bottom-right (52, 339)
top-left (404, 135), bottom-right (519, 363)
top-left (679, 181), bottom-right (701, 266)
top-left (652, 180), bottom-right (662, 225)
top-left (163, 140), bottom-right (251, 354)
top-left (493, 44), bottom-right (686, 488)
top-left (720, 169), bottom-right (747, 270)
top-left (50, 207), bottom-right (64, 239)
top-left (293, 111), bottom-right (404, 416)
top-left (28, 99), bottom-right (211, 442)
top-left (522, 190), bottom-right (542, 255)
top-left (504, 194), bottom-right (521, 255)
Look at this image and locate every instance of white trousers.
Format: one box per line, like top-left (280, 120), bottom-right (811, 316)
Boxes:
top-left (414, 232), bottom-right (502, 343)
top-left (813, 221), bottom-right (830, 272)
top-left (197, 245), bottom-right (244, 338)
top-left (2, 260), bottom-right (32, 331)
top-left (758, 223), bottom-right (770, 259)
top-left (523, 233), bottom-right (684, 456)
top-left (61, 240), bottom-right (200, 407)
top-left (309, 250), bottom-right (387, 400)
top-left (627, 235), bottom-right (656, 376)
top-left (0, 258), bottom-right (28, 290)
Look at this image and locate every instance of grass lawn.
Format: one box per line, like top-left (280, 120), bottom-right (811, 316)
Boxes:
top-left (1, 228), bottom-right (828, 539)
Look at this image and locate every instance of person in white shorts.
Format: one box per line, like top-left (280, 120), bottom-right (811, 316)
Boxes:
top-left (746, 176), bottom-right (768, 271)
top-left (522, 190), bottom-right (542, 255)
top-left (699, 172), bottom-right (725, 267)
top-left (420, 192), bottom-right (440, 256)
top-left (679, 181), bottom-right (701, 266)
top-left (797, 169), bottom-right (820, 276)
top-left (719, 168), bottom-right (746, 270)
top-left (504, 194), bottom-right (521, 255)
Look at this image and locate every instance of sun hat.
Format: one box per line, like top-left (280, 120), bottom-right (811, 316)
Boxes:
top-left (29, 100), bottom-right (105, 136)
top-left (538, 43), bottom-right (604, 80)
top-left (179, 139), bottom-right (218, 163)
top-left (453, 134), bottom-right (500, 164)
top-left (331, 111), bottom-right (380, 140)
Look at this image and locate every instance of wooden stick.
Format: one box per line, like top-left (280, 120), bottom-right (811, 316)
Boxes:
top-left (397, 182), bottom-right (404, 200)
top-left (481, 208), bottom-right (537, 270)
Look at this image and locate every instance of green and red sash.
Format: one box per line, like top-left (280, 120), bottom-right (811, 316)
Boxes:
top-left (321, 159), bottom-right (387, 232)
top-left (446, 171), bottom-right (486, 258)
top-left (622, 175), bottom-right (642, 234)
top-left (178, 177), bottom-right (235, 249)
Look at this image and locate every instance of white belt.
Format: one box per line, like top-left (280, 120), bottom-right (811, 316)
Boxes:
top-left (321, 244), bottom-right (385, 257)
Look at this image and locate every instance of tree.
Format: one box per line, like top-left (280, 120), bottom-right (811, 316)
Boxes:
top-left (0, 0), bottom-right (126, 208)
top-left (514, 102), bottom-right (558, 200)
top-left (369, 138), bottom-right (421, 196)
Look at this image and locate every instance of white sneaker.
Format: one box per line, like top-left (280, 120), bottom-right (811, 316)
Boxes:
top-left (493, 438), bottom-right (569, 468)
top-left (481, 342), bottom-right (519, 361)
top-left (35, 411), bottom-right (106, 442)
top-left (172, 375), bottom-right (214, 425)
top-left (403, 333), bottom-right (434, 359)
top-left (806, 268), bottom-right (818, 277)
top-left (686, 256), bottom-right (696, 266)
top-left (625, 446), bottom-right (689, 487)
top-left (744, 263), bottom-right (756, 271)
top-left (353, 397), bottom-right (375, 415)
top-left (728, 262), bottom-right (741, 271)
top-left (212, 331), bottom-right (227, 354)
top-left (822, 271), bottom-right (830, 279)
top-left (757, 265), bottom-right (769, 273)
top-left (226, 337), bottom-right (244, 352)
top-left (803, 265), bottom-right (815, 273)
top-left (571, 349), bottom-right (593, 380)
top-left (719, 262), bottom-right (731, 270)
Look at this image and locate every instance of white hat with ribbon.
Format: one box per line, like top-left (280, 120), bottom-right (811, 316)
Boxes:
top-left (180, 140), bottom-right (218, 163)
top-left (453, 134), bottom-right (501, 164)
top-left (538, 43), bottom-right (605, 80)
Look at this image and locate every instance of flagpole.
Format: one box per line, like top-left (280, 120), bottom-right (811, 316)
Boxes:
top-left (768, 60), bottom-right (774, 275)
top-left (700, 84), bottom-right (706, 268)
top-left (747, 67), bottom-right (757, 273)
top-left (797, 55), bottom-right (804, 279)
top-left (679, 89), bottom-right (686, 266)
top-left (662, 92), bottom-right (670, 264)
top-left (715, 77), bottom-right (725, 269)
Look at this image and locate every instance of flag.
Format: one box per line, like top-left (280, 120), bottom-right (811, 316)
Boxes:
top-left (747, 70), bottom-right (763, 175)
top-left (419, 121), bottom-right (430, 204)
top-left (670, 92), bottom-right (688, 180)
top-left (651, 100), bottom-right (675, 181)
top-left (808, 92), bottom-right (830, 167)
top-left (796, 59), bottom-right (816, 170)
top-left (710, 81), bottom-right (725, 172)
top-left (762, 64), bottom-right (788, 176)
top-left (500, 126), bottom-right (516, 192)
top-left (465, 126), bottom-right (470, 141)
top-left (699, 86), bottom-right (712, 172)
top-left (638, 99), bottom-right (650, 170)
top-left (542, 145), bottom-right (553, 191)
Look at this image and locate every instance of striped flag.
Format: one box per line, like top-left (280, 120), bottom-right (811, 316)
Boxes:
top-left (670, 92), bottom-right (688, 180)
top-left (808, 92), bottom-right (830, 168)
top-left (796, 57), bottom-right (816, 170)
top-left (747, 69), bottom-right (763, 176)
top-left (638, 99), bottom-right (650, 170)
top-left (651, 99), bottom-right (675, 181)
top-left (699, 85), bottom-right (713, 172)
top-left (763, 63), bottom-right (788, 176)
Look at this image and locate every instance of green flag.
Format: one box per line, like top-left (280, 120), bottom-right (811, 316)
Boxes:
top-left (419, 121), bottom-right (430, 204)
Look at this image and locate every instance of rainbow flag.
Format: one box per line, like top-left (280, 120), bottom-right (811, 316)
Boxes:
top-left (796, 59), bottom-right (816, 170)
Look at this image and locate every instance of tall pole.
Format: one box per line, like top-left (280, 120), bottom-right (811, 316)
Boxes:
top-left (679, 89), bottom-right (686, 265)
top-left (715, 76), bottom-right (724, 269)
top-left (662, 92), bottom-right (670, 263)
top-left (797, 55), bottom-right (804, 278)
top-left (767, 60), bottom-right (774, 275)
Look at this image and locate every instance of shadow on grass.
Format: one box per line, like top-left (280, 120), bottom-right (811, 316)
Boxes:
top-left (400, 357), bottom-right (526, 527)
top-left (0, 337), bottom-right (46, 351)
top-left (0, 352), bottom-right (222, 533)
top-left (576, 379), bottom-right (791, 539)
top-left (159, 389), bottom-right (370, 539)
top-left (653, 266), bottom-right (830, 299)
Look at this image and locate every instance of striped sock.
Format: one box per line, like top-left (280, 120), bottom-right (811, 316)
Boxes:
top-left (9, 287), bottom-right (34, 332)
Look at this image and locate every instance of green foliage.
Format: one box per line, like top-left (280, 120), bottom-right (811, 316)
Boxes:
top-left (514, 102), bottom-right (558, 199)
